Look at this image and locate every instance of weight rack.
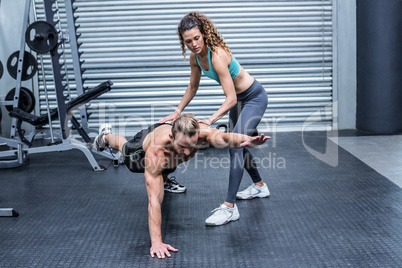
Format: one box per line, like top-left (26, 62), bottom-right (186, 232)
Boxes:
top-left (0, 0), bottom-right (120, 171)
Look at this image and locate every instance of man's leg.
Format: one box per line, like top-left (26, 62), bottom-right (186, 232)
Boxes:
top-left (94, 123), bottom-right (126, 153)
top-left (103, 133), bottom-right (127, 153)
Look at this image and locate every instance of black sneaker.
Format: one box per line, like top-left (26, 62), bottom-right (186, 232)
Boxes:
top-left (164, 176), bottom-right (186, 193)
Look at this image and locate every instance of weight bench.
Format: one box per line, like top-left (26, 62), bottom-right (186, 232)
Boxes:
top-left (9, 107), bottom-right (58, 147)
top-left (0, 80), bottom-right (119, 171)
top-left (9, 80), bottom-right (113, 147)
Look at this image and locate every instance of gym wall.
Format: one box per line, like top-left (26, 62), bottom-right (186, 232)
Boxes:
top-left (356, 0), bottom-right (402, 134)
top-left (33, 0), bottom-right (335, 136)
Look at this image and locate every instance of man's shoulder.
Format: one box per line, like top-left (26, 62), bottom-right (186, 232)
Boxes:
top-left (143, 125), bottom-right (170, 152)
top-left (198, 123), bottom-right (214, 139)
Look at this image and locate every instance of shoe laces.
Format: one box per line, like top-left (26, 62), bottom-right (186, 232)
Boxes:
top-left (167, 176), bottom-right (179, 186)
top-left (211, 204), bottom-right (231, 215)
top-left (245, 184), bottom-right (257, 194)
top-left (101, 124), bottom-right (112, 135)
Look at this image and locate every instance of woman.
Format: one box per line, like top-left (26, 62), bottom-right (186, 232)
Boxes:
top-left (159, 12), bottom-right (270, 226)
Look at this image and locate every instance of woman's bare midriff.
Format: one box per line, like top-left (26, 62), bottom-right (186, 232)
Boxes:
top-left (233, 67), bottom-right (255, 94)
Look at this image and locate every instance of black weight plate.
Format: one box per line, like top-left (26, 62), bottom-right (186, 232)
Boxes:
top-left (7, 51), bottom-right (38, 81)
top-left (0, 60), bottom-right (3, 80)
top-left (25, 21), bottom-right (58, 53)
top-left (5, 87), bottom-right (36, 113)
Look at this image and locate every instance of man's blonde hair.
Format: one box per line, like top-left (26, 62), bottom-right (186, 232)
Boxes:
top-left (171, 114), bottom-right (200, 138)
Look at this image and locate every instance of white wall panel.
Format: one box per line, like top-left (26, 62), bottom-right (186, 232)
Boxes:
top-left (33, 0), bottom-right (333, 136)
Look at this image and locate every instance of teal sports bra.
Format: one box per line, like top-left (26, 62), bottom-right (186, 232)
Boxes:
top-left (196, 47), bottom-right (240, 84)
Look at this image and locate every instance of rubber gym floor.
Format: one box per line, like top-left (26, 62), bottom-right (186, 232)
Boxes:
top-left (1, 131), bottom-right (401, 268)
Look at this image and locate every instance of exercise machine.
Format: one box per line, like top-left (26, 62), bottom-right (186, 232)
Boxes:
top-left (0, 81), bottom-right (116, 171)
top-left (0, 0), bottom-right (120, 171)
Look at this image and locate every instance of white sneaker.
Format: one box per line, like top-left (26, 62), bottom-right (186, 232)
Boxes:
top-left (205, 203), bottom-right (240, 226)
top-left (94, 123), bottom-right (112, 151)
top-left (236, 183), bottom-right (270, 200)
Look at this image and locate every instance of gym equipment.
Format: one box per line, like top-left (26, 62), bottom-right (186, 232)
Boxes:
top-left (6, 50), bottom-right (38, 80)
top-left (0, 141), bottom-right (26, 169)
top-left (0, 0), bottom-right (32, 217)
top-left (0, 60), bottom-right (3, 79)
top-left (25, 21), bottom-right (58, 53)
top-left (0, 142), bottom-right (21, 216)
top-left (0, 208), bottom-right (19, 217)
top-left (0, 0), bottom-right (121, 171)
top-left (216, 124), bottom-right (228, 133)
top-left (5, 87), bottom-right (35, 113)
top-left (251, 129), bottom-right (258, 136)
top-left (216, 124), bottom-right (258, 136)
top-left (0, 0), bottom-right (120, 171)
top-left (9, 80), bottom-right (113, 147)
top-left (0, 81), bottom-right (117, 171)
top-left (60, 0), bottom-right (89, 129)
top-left (5, 0), bottom-right (32, 140)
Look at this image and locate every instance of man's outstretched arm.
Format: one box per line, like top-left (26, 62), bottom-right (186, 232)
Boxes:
top-left (202, 126), bottom-right (270, 148)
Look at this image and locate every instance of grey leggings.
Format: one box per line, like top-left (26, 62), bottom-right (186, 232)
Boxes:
top-left (225, 79), bottom-right (268, 204)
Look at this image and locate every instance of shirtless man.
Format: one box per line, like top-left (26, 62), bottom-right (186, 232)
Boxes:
top-left (94, 114), bottom-right (269, 259)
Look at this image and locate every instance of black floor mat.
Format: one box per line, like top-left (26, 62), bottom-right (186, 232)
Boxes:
top-left (0, 131), bottom-right (401, 267)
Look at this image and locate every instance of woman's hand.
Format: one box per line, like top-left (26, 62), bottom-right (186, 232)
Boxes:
top-left (197, 119), bottom-right (212, 126)
top-left (158, 112), bottom-right (180, 124)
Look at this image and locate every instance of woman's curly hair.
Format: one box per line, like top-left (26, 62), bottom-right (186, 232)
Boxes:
top-left (177, 12), bottom-right (232, 60)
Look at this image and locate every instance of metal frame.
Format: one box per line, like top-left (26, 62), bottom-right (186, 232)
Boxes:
top-left (0, 0), bottom-right (120, 171)
top-left (64, 0), bottom-right (88, 129)
top-left (0, 136), bottom-right (116, 171)
top-left (0, 0), bottom-right (32, 138)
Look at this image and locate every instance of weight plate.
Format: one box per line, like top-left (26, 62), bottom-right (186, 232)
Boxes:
top-left (6, 51), bottom-right (38, 81)
top-left (216, 124), bottom-right (228, 133)
top-left (0, 60), bottom-right (3, 80)
top-left (5, 87), bottom-right (36, 113)
top-left (25, 21), bottom-right (58, 53)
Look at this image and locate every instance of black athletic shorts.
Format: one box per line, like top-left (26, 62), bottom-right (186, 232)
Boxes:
top-left (122, 123), bottom-right (176, 175)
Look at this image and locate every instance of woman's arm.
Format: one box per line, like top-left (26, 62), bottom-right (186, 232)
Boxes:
top-left (159, 54), bottom-right (202, 123)
top-left (202, 49), bottom-right (237, 125)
